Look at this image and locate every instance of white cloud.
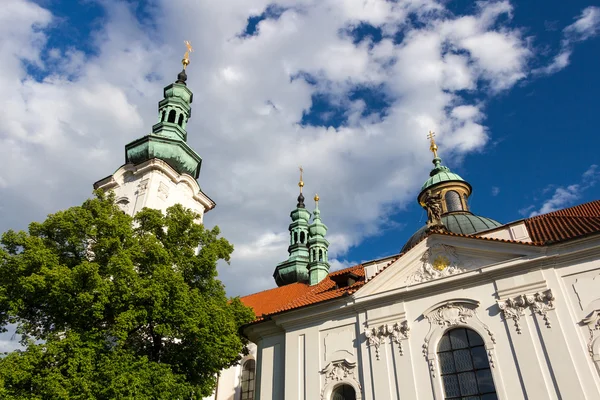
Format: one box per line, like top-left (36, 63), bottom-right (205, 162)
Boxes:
top-left (534, 6), bottom-right (600, 75)
top-left (491, 186), bottom-right (500, 196)
top-left (527, 165), bottom-right (599, 217)
top-left (0, 0), bottom-right (592, 318)
top-left (564, 6), bottom-right (600, 41)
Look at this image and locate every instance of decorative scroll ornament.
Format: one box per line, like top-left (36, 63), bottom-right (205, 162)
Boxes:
top-left (498, 289), bottom-right (555, 333)
top-left (426, 302), bottom-right (475, 327)
top-left (422, 300), bottom-right (496, 377)
top-left (406, 244), bottom-right (466, 285)
top-left (320, 360), bottom-right (362, 400)
top-left (321, 360), bottom-right (357, 383)
top-left (581, 309), bottom-right (600, 356)
top-left (364, 321), bottom-right (410, 360)
top-left (497, 296), bottom-right (527, 334)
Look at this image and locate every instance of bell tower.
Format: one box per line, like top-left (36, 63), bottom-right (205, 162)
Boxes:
top-left (94, 42), bottom-right (215, 220)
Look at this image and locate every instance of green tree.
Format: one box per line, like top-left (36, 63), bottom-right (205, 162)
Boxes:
top-left (0, 191), bottom-right (255, 399)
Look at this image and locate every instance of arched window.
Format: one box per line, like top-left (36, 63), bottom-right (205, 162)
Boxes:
top-left (294, 232), bottom-right (298, 244)
top-left (319, 249), bottom-right (323, 262)
top-left (161, 111), bottom-right (166, 122)
top-left (332, 384), bottom-right (356, 400)
top-left (177, 114), bottom-right (184, 126)
top-left (438, 328), bottom-right (497, 400)
top-left (167, 110), bottom-right (177, 123)
top-left (313, 249), bottom-right (316, 261)
top-left (445, 190), bottom-right (462, 212)
top-left (240, 359), bottom-right (255, 400)
top-left (300, 231), bottom-right (306, 244)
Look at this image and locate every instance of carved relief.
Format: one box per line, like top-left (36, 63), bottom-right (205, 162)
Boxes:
top-left (116, 197), bottom-right (130, 213)
top-left (406, 244), bottom-right (466, 285)
top-left (498, 289), bottom-right (555, 333)
top-left (426, 302), bottom-right (475, 327)
top-left (137, 178), bottom-right (149, 194)
top-left (364, 321), bottom-right (410, 360)
top-left (320, 360), bottom-right (362, 400)
top-left (582, 309), bottom-right (600, 357)
top-left (497, 296), bottom-right (527, 334)
top-left (158, 182), bottom-right (170, 200)
top-left (321, 360), bottom-right (357, 383)
top-left (422, 300), bottom-right (496, 377)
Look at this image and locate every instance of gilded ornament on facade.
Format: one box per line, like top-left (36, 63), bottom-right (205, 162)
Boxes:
top-left (432, 255), bottom-right (450, 271)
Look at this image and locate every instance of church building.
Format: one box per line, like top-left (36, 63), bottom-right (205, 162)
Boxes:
top-left (96, 49), bottom-right (600, 400)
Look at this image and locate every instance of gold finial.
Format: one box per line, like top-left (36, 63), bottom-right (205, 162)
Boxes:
top-left (298, 166), bottom-right (304, 193)
top-left (182, 40), bottom-right (193, 69)
top-left (314, 193), bottom-right (320, 203)
top-left (427, 130), bottom-right (438, 158)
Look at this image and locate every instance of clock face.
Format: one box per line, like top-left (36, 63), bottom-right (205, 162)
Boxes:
top-left (432, 255), bottom-right (451, 271)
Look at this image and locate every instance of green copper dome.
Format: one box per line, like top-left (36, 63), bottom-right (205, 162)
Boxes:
top-left (400, 213), bottom-right (503, 253)
top-left (421, 157), bottom-right (467, 192)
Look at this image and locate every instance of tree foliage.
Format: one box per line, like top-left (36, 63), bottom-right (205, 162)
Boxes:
top-left (0, 192), bottom-right (255, 399)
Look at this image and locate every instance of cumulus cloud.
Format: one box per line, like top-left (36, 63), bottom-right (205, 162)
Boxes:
top-left (527, 165), bottom-right (600, 217)
top-left (534, 6), bottom-right (600, 75)
top-left (0, 0), bottom-right (594, 320)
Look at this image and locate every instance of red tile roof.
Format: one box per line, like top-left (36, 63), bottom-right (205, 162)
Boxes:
top-left (241, 199), bottom-right (600, 322)
top-left (241, 264), bottom-right (365, 321)
top-left (524, 199), bottom-right (600, 244)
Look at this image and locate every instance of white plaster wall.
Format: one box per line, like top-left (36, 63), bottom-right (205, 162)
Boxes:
top-left (94, 159), bottom-right (214, 222)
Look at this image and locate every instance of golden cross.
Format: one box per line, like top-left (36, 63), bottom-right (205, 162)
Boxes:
top-left (298, 166), bottom-right (304, 192)
top-left (427, 130), bottom-right (438, 158)
top-left (182, 40), bottom-right (193, 69)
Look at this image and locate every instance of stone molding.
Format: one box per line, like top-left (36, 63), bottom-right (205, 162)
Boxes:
top-left (422, 299), bottom-right (496, 378)
top-left (406, 244), bottom-right (466, 285)
top-left (497, 289), bottom-right (555, 333)
top-left (364, 321), bottom-right (410, 360)
top-left (320, 359), bottom-right (362, 400)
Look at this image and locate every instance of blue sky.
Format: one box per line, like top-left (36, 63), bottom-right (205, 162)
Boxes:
top-left (1, 0), bottom-right (600, 310)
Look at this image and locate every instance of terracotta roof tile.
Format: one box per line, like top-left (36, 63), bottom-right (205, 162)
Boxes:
top-left (241, 264), bottom-right (367, 321)
top-left (524, 200), bottom-right (600, 244)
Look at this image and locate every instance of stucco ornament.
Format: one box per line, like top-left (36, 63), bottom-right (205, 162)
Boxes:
top-left (321, 360), bottom-right (357, 383)
top-left (497, 295), bottom-right (527, 334)
top-left (581, 309), bottom-right (600, 357)
top-left (498, 289), bottom-right (555, 333)
top-left (406, 244), bottom-right (466, 285)
top-left (422, 299), bottom-right (496, 377)
top-left (364, 321), bottom-right (410, 360)
top-left (320, 360), bottom-right (362, 400)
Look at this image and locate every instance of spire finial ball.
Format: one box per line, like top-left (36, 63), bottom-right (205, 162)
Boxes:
top-left (314, 194), bottom-right (319, 202)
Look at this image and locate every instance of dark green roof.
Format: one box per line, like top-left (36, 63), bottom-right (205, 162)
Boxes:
top-left (420, 157), bottom-right (468, 193)
top-left (400, 213), bottom-right (503, 253)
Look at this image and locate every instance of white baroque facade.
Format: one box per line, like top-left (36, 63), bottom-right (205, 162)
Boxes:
top-left (211, 200), bottom-right (600, 400)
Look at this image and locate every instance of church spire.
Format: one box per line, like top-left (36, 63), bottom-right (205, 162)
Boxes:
top-left (273, 168), bottom-right (311, 287)
top-left (124, 41), bottom-right (203, 179)
top-left (308, 194), bottom-right (330, 285)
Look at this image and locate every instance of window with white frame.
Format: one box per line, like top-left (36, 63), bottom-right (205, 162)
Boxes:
top-left (240, 359), bottom-right (255, 400)
top-left (438, 328), bottom-right (497, 400)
